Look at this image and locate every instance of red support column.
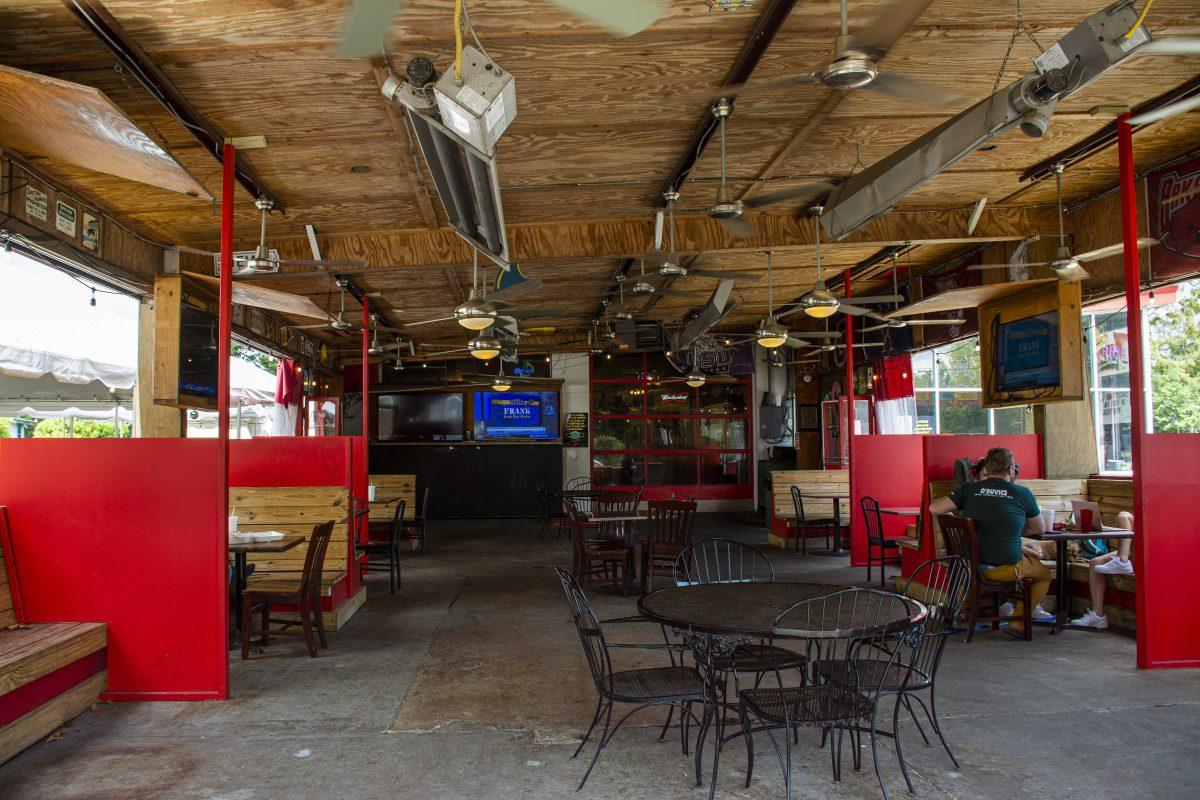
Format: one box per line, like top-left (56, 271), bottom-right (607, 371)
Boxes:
top-left (1117, 115), bottom-right (1150, 667)
top-left (360, 297), bottom-right (370, 541)
top-left (844, 268), bottom-right (855, 555)
top-left (217, 142), bottom-right (235, 698)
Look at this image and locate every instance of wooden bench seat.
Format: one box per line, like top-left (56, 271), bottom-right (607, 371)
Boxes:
top-left (767, 470), bottom-right (849, 549)
top-left (1, 523), bottom-right (107, 764)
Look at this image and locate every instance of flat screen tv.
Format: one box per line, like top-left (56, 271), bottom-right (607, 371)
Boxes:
top-left (473, 391), bottom-right (560, 440)
top-left (995, 310), bottom-right (1061, 392)
top-left (377, 392), bottom-right (464, 441)
top-left (178, 305), bottom-right (219, 399)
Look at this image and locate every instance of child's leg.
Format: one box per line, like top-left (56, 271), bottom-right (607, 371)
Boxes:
top-left (1117, 538), bottom-right (1132, 562)
top-left (1089, 557), bottom-right (1109, 615)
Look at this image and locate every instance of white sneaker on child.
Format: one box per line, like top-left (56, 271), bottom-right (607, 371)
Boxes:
top-left (1095, 557), bottom-right (1133, 575)
top-left (1070, 609), bottom-right (1109, 629)
top-left (1030, 605), bottom-right (1054, 621)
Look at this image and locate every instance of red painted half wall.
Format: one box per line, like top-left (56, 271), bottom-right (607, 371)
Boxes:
top-left (850, 435), bottom-right (925, 568)
top-left (0, 439), bottom-right (226, 701)
top-left (229, 437), bottom-right (352, 487)
top-left (1136, 434), bottom-right (1200, 669)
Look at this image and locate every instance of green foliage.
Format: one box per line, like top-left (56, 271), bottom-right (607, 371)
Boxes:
top-left (1149, 285), bottom-right (1200, 433)
top-left (31, 418), bottom-right (130, 438)
top-left (0, 418), bottom-right (10, 438)
top-left (232, 342), bottom-right (277, 375)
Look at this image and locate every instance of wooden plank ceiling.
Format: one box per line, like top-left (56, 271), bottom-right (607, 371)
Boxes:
top-left (1, 0), bottom-right (1198, 354)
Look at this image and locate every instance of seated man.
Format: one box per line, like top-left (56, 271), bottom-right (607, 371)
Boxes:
top-left (1071, 510), bottom-right (1135, 630)
top-left (930, 447), bottom-right (1049, 637)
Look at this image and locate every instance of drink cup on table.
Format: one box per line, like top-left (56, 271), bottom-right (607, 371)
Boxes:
top-left (228, 515), bottom-right (239, 535)
top-left (1078, 508), bottom-right (1094, 532)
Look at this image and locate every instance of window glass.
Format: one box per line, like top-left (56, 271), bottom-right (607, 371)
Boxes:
top-left (699, 382), bottom-right (748, 414)
top-left (647, 387), bottom-right (694, 414)
top-left (699, 418), bottom-right (747, 449)
top-left (939, 391), bottom-right (987, 434)
top-left (915, 392), bottom-right (935, 434)
top-left (646, 454), bottom-right (697, 485)
top-left (1097, 391), bottom-right (1133, 471)
top-left (592, 384), bottom-right (643, 414)
top-left (592, 453), bottom-right (644, 486)
top-left (1092, 311), bottom-right (1130, 389)
top-left (912, 350), bottom-right (935, 389)
top-left (992, 406), bottom-right (1029, 435)
top-left (647, 418), bottom-right (694, 449)
top-left (701, 453), bottom-right (750, 484)
top-left (936, 342), bottom-right (981, 388)
top-left (592, 418), bottom-right (644, 450)
top-left (591, 353), bottom-right (642, 379)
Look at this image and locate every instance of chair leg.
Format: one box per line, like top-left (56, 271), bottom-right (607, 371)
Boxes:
top-left (315, 594), bottom-right (329, 649)
top-left (1023, 584), bottom-right (1033, 641)
top-left (300, 597), bottom-right (317, 658)
top-left (240, 594), bottom-right (252, 660)
top-left (965, 594), bottom-right (979, 643)
top-left (577, 700), bottom-right (613, 790)
top-left (389, 551), bottom-right (397, 595)
top-left (902, 694), bottom-right (931, 747)
top-left (880, 546), bottom-right (888, 589)
top-left (739, 698), bottom-right (754, 788)
top-left (867, 542), bottom-right (873, 583)
top-left (260, 600), bottom-right (270, 646)
top-left (892, 694), bottom-right (915, 794)
top-left (870, 704), bottom-right (892, 800)
top-left (574, 697), bottom-right (605, 759)
top-left (925, 685), bottom-right (960, 769)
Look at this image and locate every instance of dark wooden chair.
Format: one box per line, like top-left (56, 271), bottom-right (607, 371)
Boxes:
top-left (593, 489), bottom-right (639, 543)
top-left (640, 499), bottom-right (696, 591)
top-left (862, 496), bottom-right (903, 588)
top-left (241, 520), bottom-right (335, 659)
top-left (356, 499), bottom-right (404, 594)
top-left (402, 486), bottom-right (430, 555)
top-left (789, 485), bottom-right (833, 555)
top-left (566, 499), bottom-right (633, 596)
top-left (938, 514), bottom-right (1033, 642)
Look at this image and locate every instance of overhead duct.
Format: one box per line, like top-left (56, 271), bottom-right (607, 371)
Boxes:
top-left (822, 0), bottom-right (1148, 241)
top-left (671, 279), bottom-right (741, 354)
top-left (382, 50), bottom-right (515, 270)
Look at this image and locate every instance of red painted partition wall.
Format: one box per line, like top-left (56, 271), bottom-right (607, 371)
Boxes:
top-left (850, 435), bottom-right (925, 568)
top-left (1136, 434), bottom-right (1200, 669)
top-left (0, 439), bottom-right (226, 701)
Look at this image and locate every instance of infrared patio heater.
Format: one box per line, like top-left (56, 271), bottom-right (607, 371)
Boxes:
top-left (381, 48), bottom-right (516, 271)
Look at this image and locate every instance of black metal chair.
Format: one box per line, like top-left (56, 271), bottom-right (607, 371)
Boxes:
top-left (535, 482), bottom-right (566, 543)
top-left (790, 485), bottom-right (833, 555)
top-left (738, 588), bottom-right (920, 800)
top-left (402, 486), bottom-right (430, 555)
top-left (554, 567), bottom-right (705, 791)
top-left (813, 556), bottom-right (971, 794)
top-left (862, 496), bottom-right (904, 589)
top-left (673, 537), bottom-right (776, 586)
top-left (565, 476), bottom-right (591, 491)
top-left (356, 499), bottom-right (404, 594)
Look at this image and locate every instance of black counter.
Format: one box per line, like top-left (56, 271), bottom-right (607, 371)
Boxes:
top-left (369, 442), bottom-right (563, 518)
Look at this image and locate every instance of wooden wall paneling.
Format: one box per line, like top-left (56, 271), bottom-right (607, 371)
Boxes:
top-left (136, 299), bottom-right (182, 437)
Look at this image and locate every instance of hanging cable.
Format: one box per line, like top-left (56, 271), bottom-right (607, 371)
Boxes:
top-left (1125, 0), bottom-right (1154, 39)
top-left (453, 0), bottom-right (464, 83)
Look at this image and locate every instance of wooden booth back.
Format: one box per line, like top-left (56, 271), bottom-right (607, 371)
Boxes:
top-left (229, 486), bottom-right (349, 584)
top-left (367, 474), bottom-right (417, 525)
top-left (771, 470), bottom-right (849, 521)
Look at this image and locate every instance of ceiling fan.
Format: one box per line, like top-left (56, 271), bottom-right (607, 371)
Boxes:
top-left (861, 253), bottom-right (965, 333)
top-left (649, 193), bottom-right (768, 279)
top-left (704, 100), bottom-right (834, 238)
top-left (337, 0), bottom-right (664, 57)
top-left (291, 280), bottom-right (407, 334)
top-left (235, 198), bottom-right (364, 276)
top-left (400, 252), bottom-right (564, 329)
top-left (968, 165), bottom-right (1157, 283)
top-left (722, 251), bottom-right (846, 350)
top-left (698, 0), bottom-right (960, 107)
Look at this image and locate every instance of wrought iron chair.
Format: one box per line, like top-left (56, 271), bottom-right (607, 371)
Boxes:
top-left (641, 499), bottom-right (696, 591)
top-left (790, 485), bottom-right (833, 555)
top-left (813, 556), bottom-right (971, 794)
top-left (565, 499), bottom-right (633, 595)
top-left (242, 520), bottom-right (335, 660)
top-left (862, 496), bottom-right (904, 589)
top-left (565, 476), bottom-right (591, 491)
top-left (673, 537), bottom-right (776, 586)
top-left (355, 499), bottom-right (404, 594)
top-left (554, 567), bottom-right (705, 791)
top-left (939, 514), bottom-right (1033, 641)
top-left (535, 482), bottom-right (566, 543)
top-left (402, 486), bottom-right (430, 555)
top-left (738, 588), bottom-right (920, 800)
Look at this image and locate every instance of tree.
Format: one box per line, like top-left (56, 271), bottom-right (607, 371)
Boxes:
top-left (232, 342), bottom-right (277, 375)
top-left (1149, 284), bottom-right (1200, 433)
top-left (31, 418), bottom-right (130, 438)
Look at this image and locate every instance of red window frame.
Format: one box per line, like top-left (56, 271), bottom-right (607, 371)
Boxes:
top-left (590, 353), bottom-right (753, 501)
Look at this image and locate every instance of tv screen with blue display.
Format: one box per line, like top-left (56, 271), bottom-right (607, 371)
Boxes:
top-left (995, 311), bottom-right (1060, 392)
top-left (474, 391), bottom-right (560, 440)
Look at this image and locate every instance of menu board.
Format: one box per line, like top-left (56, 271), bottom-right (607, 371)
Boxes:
top-left (563, 412), bottom-right (588, 447)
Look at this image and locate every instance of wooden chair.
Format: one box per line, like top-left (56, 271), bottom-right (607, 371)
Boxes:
top-left (861, 495), bottom-right (903, 588)
top-left (640, 499), bottom-right (696, 591)
top-left (789, 485), bottom-right (833, 555)
top-left (594, 490), bottom-right (639, 543)
top-left (938, 514), bottom-right (1033, 642)
top-left (402, 486), bottom-right (430, 555)
top-left (356, 499), bottom-right (404, 594)
top-left (565, 499), bottom-right (633, 596)
top-left (242, 520), bottom-right (335, 659)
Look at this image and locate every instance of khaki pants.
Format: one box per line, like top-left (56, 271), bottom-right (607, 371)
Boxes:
top-left (982, 555), bottom-right (1051, 617)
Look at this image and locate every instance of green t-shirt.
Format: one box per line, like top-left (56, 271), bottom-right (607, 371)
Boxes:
top-left (947, 478), bottom-right (1040, 566)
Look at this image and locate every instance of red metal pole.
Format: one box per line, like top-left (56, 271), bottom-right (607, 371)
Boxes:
top-left (844, 267), bottom-right (855, 556)
top-left (217, 142), bottom-right (234, 698)
top-left (360, 296), bottom-right (370, 543)
top-left (1117, 115), bottom-right (1149, 667)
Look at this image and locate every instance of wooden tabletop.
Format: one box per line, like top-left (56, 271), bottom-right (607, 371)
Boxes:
top-left (228, 533), bottom-right (306, 553)
top-left (584, 512), bottom-right (646, 523)
top-left (1038, 528), bottom-right (1134, 541)
top-left (879, 506), bottom-right (921, 516)
top-left (802, 493), bottom-right (849, 500)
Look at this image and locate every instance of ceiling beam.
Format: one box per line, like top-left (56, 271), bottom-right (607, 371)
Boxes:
top-left (60, 0), bottom-right (283, 211)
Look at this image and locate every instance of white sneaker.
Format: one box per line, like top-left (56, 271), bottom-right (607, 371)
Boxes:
top-left (999, 602), bottom-right (1014, 617)
top-left (1070, 610), bottom-right (1109, 629)
top-left (1030, 605), bottom-right (1054, 621)
top-left (1095, 557), bottom-right (1134, 576)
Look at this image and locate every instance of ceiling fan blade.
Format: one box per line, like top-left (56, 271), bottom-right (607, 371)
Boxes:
top-left (863, 71), bottom-right (964, 108)
top-left (845, 294), bottom-right (904, 304)
top-left (967, 263), bottom-right (1023, 270)
top-left (421, 348), bottom-right (470, 358)
top-left (775, 329), bottom-right (841, 340)
top-left (1128, 95), bottom-right (1200, 126)
top-left (403, 316), bottom-right (458, 327)
top-left (1052, 262), bottom-right (1091, 283)
top-left (859, 324), bottom-right (889, 333)
top-left (290, 322), bottom-right (335, 330)
top-left (549, 0), bottom-right (663, 37)
top-left (337, 0), bottom-right (405, 58)
top-left (844, 0), bottom-right (935, 60)
top-left (277, 258), bottom-right (364, 268)
top-left (742, 181), bottom-right (834, 210)
top-left (1133, 38), bottom-right (1200, 57)
top-left (1075, 238), bottom-right (1159, 262)
top-left (183, 272), bottom-right (331, 319)
top-left (490, 275), bottom-right (544, 303)
top-left (503, 308), bottom-right (568, 319)
top-left (905, 319), bottom-right (966, 326)
top-left (390, 383), bottom-right (492, 393)
top-left (691, 73), bottom-right (821, 103)
top-left (839, 304), bottom-right (880, 317)
top-left (716, 214), bottom-right (757, 240)
top-left (686, 268), bottom-right (763, 281)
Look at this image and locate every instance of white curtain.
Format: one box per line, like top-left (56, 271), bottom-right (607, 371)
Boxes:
top-left (270, 402), bottom-right (299, 436)
top-left (875, 397), bottom-right (916, 434)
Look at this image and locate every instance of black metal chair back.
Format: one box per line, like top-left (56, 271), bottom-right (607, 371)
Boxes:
top-left (645, 499), bottom-right (695, 548)
top-left (565, 476), bottom-right (591, 491)
top-left (554, 566), bottom-right (614, 696)
top-left (417, 486), bottom-right (431, 521)
top-left (861, 495), bottom-right (884, 543)
top-left (899, 556), bottom-right (971, 685)
top-left (673, 537), bottom-right (774, 585)
top-left (564, 499), bottom-right (589, 553)
top-left (790, 485), bottom-right (813, 527)
top-left (388, 499), bottom-right (407, 545)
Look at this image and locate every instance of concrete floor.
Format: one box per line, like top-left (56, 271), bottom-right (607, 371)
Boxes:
top-left (2, 514), bottom-right (1198, 800)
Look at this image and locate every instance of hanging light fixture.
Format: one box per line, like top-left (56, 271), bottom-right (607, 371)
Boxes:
top-left (468, 331), bottom-right (502, 360)
top-left (455, 251), bottom-right (497, 330)
top-left (492, 375), bottom-right (512, 391)
top-left (801, 206), bottom-right (840, 318)
top-left (685, 373), bottom-right (706, 388)
top-left (756, 250), bottom-right (789, 349)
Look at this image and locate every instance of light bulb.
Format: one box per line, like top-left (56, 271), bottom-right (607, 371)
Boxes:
top-left (803, 304), bottom-right (838, 319)
top-left (685, 373), bottom-right (706, 388)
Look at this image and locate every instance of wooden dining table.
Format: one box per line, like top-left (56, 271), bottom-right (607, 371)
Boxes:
top-left (1035, 527), bottom-right (1134, 635)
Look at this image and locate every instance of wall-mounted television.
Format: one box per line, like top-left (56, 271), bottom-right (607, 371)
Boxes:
top-left (994, 311), bottom-right (1061, 393)
top-left (178, 305), bottom-right (219, 400)
top-left (473, 391), bottom-right (560, 440)
top-left (377, 392), bottom-right (464, 441)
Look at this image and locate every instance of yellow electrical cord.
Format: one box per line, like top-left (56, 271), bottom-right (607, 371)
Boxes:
top-left (453, 0), bottom-right (464, 82)
top-left (1125, 0), bottom-right (1153, 39)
